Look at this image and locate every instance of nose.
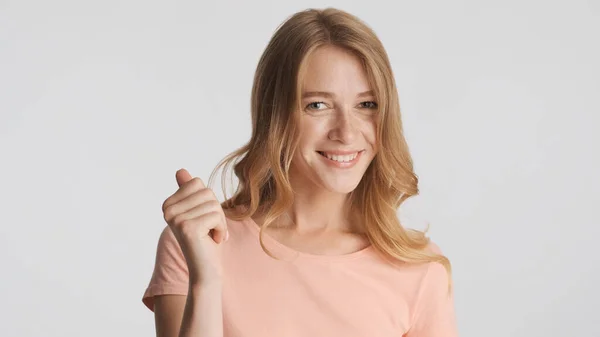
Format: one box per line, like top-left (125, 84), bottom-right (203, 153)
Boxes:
top-left (327, 107), bottom-right (358, 144)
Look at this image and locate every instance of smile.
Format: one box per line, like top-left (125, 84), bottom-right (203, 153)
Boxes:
top-left (317, 150), bottom-right (364, 168)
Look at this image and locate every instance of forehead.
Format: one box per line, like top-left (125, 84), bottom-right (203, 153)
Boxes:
top-left (300, 45), bottom-right (372, 94)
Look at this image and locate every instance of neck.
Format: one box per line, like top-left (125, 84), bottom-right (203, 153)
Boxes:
top-left (284, 190), bottom-right (351, 234)
top-left (271, 169), bottom-right (362, 234)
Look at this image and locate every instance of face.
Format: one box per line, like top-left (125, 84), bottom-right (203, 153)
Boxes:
top-left (289, 45), bottom-right (378, 195)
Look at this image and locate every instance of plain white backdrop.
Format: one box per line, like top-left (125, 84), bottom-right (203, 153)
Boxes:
top-left (1, 0), bottom-right (598, 336)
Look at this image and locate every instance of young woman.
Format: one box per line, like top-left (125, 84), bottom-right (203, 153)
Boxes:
top-left (142, 7), bottom-right (457, 337)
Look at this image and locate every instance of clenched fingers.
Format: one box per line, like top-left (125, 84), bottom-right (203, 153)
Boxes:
top-left (163, 188), bottom-right (217, 222)
top-left (162, 177), bottom-right (214, 210)
top-left (173, 209), bottom-right (228, 244)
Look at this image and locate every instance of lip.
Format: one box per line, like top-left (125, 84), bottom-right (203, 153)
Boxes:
top-left (317, 150), bottom-right (364, 155)
top-left (317, 150), bottom-right (364, 169)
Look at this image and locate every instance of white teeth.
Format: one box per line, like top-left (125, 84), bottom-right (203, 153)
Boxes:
top-left (323, 152), bottom-right (359, 162)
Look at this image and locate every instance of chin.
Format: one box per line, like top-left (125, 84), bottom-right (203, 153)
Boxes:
top-left (319, 177), bottom-right (364, 195)
top-left (330, 186), bottom-right (360, 195)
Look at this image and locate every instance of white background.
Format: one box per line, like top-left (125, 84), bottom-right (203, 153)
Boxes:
top-left (1, 1), bottom-right (599, 336)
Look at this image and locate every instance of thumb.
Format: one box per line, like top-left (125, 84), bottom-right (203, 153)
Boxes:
top-left (175, 168), bottom-right (193, 187)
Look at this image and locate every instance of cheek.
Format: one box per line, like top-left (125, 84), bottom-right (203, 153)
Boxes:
top-left (298, 119), bottom-right (327, 146)
top-left (361, 120), bottom-right (378, 146)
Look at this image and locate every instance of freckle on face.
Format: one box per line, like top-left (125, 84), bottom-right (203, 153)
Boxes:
top-left (289, 45), bottom-right (378, 194)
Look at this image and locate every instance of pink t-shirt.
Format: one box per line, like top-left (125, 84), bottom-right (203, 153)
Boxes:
top-left (142, 216), bottom-right (458, 337)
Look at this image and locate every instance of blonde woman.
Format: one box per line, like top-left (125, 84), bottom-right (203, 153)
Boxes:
top-left (142, 7), bottom-right (458, 337)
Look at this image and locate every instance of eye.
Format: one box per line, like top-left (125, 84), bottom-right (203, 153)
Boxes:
top-left (359, 101), bottom-right (378, 109)
top-left (305, 101), bottom-right (328, 110)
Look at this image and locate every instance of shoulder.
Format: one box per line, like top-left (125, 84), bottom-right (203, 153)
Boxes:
top-left (422, 240), bottom-right (449, 276)
top-left (153, 226), bottom-right (186, 267)
top-left (386, 239), bottom-right (450, 291)
top-left (157, 225), bottom-right (179, 250)
top-left (414, 240), bottom-right (452, 293)
top-left (407, 240), bottom-right (457, 335)
top-left (425, 240), bottom-right (443, 255)
top-left (418, 240), bottom-right (453, 299)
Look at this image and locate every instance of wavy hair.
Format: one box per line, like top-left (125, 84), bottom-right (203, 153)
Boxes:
top-left (208, 7), bottom-right (451, 291)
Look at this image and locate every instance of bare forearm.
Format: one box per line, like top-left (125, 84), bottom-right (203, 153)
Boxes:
top-left (178, 282), bottom-right (223, 337)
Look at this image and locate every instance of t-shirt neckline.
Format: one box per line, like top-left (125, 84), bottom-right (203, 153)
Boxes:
top-left (241, 216), bottom-right (375, 263)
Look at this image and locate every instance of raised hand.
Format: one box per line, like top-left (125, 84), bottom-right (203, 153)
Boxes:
top-left (162, 168), bottom-right (228, 285)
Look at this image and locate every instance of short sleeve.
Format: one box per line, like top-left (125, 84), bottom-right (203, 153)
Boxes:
top-left (142, 226), bottom-right (189, 312)
top-left (405, 261), bottom-right (458, 337)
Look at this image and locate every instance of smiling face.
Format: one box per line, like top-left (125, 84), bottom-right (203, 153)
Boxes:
top-left (289, 45), bottom-right (379, 195)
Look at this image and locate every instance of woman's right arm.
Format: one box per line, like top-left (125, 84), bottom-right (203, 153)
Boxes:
top-left (154, 295), bottom-right (185, 337)
top-left (151, 169), bottom-right (228, 337)
top-left (154, 282), bottom-right (223, 337)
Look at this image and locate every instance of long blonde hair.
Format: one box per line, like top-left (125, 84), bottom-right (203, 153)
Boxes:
top-left (208, 7), bottom-right (451, 290)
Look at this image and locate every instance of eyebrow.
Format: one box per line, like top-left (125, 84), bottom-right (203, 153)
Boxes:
top-left (301, 90), bottom-right (375, 99)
